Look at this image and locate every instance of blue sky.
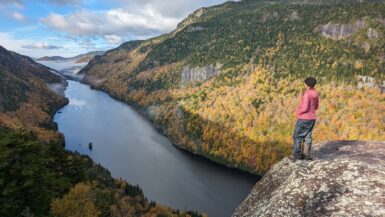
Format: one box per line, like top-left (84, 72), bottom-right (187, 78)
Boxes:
top-left (0, 0), bottom-right (231, 58)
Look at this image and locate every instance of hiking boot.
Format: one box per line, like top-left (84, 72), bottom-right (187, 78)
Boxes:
top-left (288, 155), bottom-right (301, 162)
top-left (304, 155), bottom-right (313, 161)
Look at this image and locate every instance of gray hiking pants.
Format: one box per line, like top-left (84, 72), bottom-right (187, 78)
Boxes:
top-left (293, 119), bottom-right (316, 159)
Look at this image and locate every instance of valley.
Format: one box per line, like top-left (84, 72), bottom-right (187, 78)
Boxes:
top-left (54, 79), bottom-right (258, 217)
top-left (80, 0), bottom-right (385, 174)
top-left (47, 60), bottom-right (259, 217)
top-left (1, 0), bottom-right (384, 216)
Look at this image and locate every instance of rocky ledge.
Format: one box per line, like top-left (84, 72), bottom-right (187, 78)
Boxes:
top-left (233, 141), bottom-right (385, 217)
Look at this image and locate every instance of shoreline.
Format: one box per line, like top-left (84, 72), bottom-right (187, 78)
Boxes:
top-left (77, 78), bottom-right (262, 177)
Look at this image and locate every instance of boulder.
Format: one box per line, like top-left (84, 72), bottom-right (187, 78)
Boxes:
top-left (367, 28), bottom-right (380, 40)
top-left (233, 141), bottom-right (385, 217)
top-left (357, 75), bottom-right (377, 89)
top-left (289, 11), bottom-right (301, 21)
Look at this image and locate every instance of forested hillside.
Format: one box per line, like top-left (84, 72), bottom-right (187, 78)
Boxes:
top-left (0, 46), bottom-right (199, 217)
top-left (0, 128), bottom-right (201, 217)
top-left (81, 0), bottom-right (385, 174)
top-left (0, 45), bottom-right (67, 141)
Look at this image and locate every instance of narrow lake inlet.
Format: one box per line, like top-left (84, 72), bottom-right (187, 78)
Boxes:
top-left (54, 80), bottom-right (259, 217)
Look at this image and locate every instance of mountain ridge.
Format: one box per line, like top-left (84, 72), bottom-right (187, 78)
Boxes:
top-left (80, 0), bottom-right (385, 174)
top-left (0, 47), bottom-right (201, 217)
top-left (0, 45), bottom-right (68, 140)
top-left (37, 51), bottom-right (105, 63)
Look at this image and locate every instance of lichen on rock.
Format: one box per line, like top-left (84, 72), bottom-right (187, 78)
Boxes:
top-left (233, 141), bottom-right (385, 217)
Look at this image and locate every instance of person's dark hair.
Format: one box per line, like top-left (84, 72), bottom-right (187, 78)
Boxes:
top-left (304, 77), bottom-right (317, 88)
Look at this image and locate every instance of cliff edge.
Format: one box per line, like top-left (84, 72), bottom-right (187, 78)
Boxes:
top-left (233, 141), bottom-right (385, 217)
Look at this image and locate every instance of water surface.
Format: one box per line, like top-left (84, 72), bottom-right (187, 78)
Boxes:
top-left (54, 81), bottom-right (259, 217)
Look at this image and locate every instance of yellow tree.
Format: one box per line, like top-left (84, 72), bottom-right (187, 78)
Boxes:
top-left (50, 182), bottom-right (101, 217)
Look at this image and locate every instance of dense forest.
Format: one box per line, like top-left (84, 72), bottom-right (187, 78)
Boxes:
top-left (0, 46), bottom-right (201, 217)
top-left (81, 0), bottom-right (385, 174)
top-left (0, 128), bottom-right (202, 217)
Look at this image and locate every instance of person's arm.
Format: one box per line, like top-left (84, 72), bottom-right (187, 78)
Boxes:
top-left (315, 96), bottom-right (319, 110)
top-left (296, 93), bottom-right (310, 115)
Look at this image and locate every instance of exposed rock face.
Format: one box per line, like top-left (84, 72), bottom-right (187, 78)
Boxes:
top-left (261, 12), bottom-right (279, 23)
top-left (289, 11), bottom-right (300, 21)
top-left (146, 105), bottom-right (160, 120)
top-left (233, 141), bottom-right (385, 217)
top-left (181, 64), bottom-right (222, 84)
top-left (357, 75), bottom-right (378, 89)
top-left (362, 41), bottom-right (371, 52)
top-left (320, 21), bottom-right (367, 40)
top-left (367, 28), bottom-right (380, 40)
top-left (177, 8), bottom-right (207, 29)
top-left (186, 26), bottom-right (207, 32)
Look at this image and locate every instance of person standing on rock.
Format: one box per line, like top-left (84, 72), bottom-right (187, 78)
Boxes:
top-left (291, 77), bottom-right (319, 160)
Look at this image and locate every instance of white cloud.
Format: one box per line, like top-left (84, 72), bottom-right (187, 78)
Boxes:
top-left (104, 34), bottom-right (122, 44)
top-left (0, 32), bottom-right (85, 57)
top-left (42, 8), bottom-right (180, 37)
top-left (0, 32), bottom-right (30, 51)
top-left (11, 11), bottom-right (26, 21)
top-left (128, 0), bottom-right (226, 18)
top-left (22, 42), bottom-right (63, 49)
top-left (40, 0), bottom-right (230, 45)
top-left (0, 0), bottom-right (231, 56)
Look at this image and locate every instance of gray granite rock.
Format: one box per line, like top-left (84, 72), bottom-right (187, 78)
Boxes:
top-left (357, 75), bottom-right (378, 89)
top-left (181, 64), bottom-right (222, 84)
top-left (367, 28), bottom-right (380, 40)
top-left (320, 21), bottom-right (367, 40)
top-left (289, 11), bottom-right (301, 21)
top-left (186, 26), bottom-right (207, 32)
top-left (233, 141), bottom-right (385, 217)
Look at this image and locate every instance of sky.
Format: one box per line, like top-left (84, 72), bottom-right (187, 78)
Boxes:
top-left (0, 0), bottom-right (230, 58)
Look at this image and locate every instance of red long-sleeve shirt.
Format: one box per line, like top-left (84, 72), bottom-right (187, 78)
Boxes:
top-left (295, 88), bottom-right (319, 120)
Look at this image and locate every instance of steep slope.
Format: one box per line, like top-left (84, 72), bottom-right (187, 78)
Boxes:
top-left (0, 128), bottom-right (201, 217)
top-left (0, 47), bottom-right (201, 217)
top-left (232, 140), bottom-right (385, 217)
top-left (0, 45), bottom-right (67, 141)
top-left (81, 0), bottom-right (385, 174)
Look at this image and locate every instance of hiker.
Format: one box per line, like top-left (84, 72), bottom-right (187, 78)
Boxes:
top-left (291, 77), bottom-right (319, 161)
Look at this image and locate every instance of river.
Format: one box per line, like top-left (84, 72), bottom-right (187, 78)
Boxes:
top-left (49, 62), bottom-right (259, 217)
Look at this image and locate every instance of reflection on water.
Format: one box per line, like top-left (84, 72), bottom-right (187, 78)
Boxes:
top-left (69, 98), bottom-right (87, 106)
top-left (54, 81), bottom-right (259, 217)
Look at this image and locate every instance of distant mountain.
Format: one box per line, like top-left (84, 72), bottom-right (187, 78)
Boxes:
top-left (81, 0), bottom-right (385, 174)
top-left (36, 56), bottom-right (67, 61)
top-left (37, 51), bottom-right (105, 63)
top-left (0, 46), bottom-right (191, 217)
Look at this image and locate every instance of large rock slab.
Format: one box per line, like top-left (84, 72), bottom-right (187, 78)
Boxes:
top-left (320, 21), bottom-right (367, 40)
top-left (181, 64), bottom-right (222, 84)
top-left (233, 141), bottom-right (385, 217)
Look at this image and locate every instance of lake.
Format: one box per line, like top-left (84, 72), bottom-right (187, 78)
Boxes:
top-left (52, 64), bottom-right (259, 217)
